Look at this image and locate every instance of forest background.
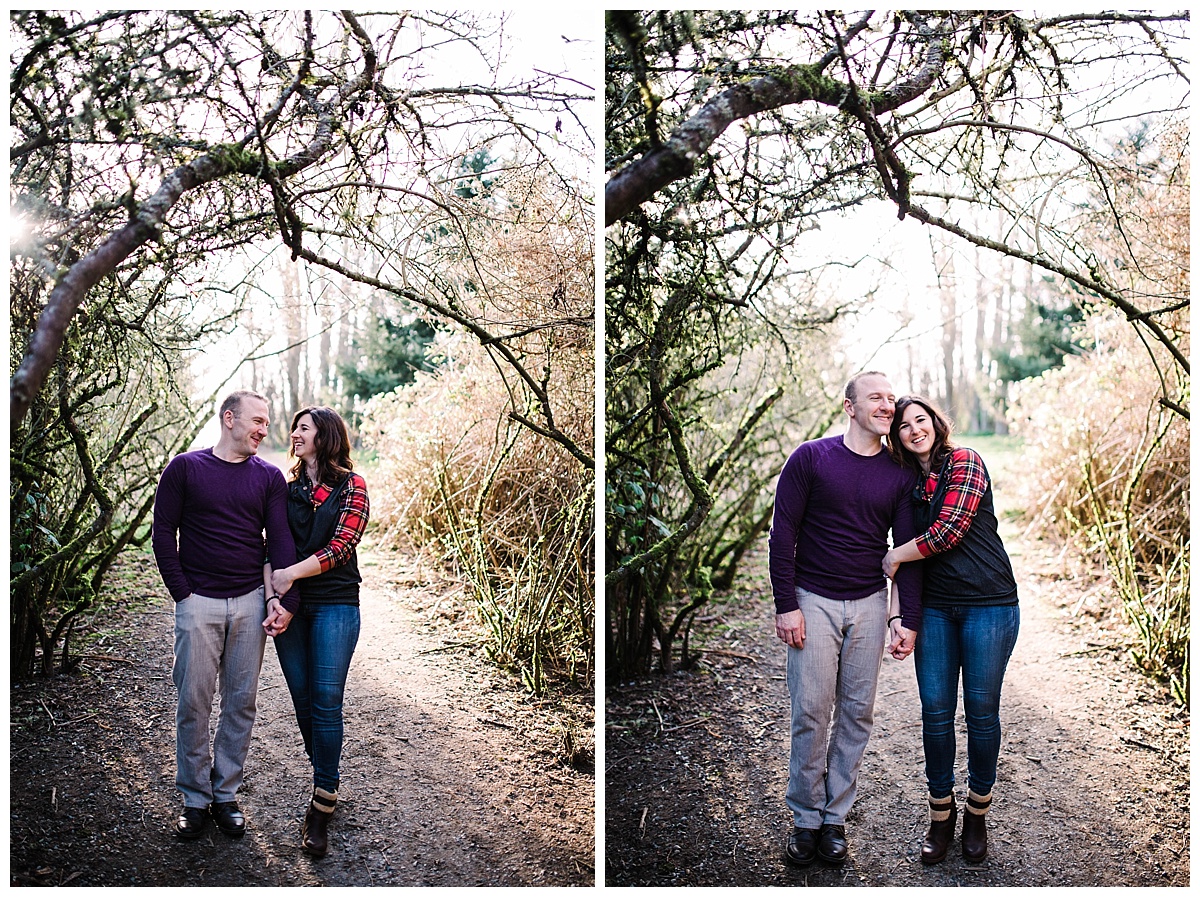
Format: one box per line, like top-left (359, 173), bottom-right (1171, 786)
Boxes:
top-left (604, 10), bottom-right (1188, 709)
top-left (9, 10), bottom-right (595, 702)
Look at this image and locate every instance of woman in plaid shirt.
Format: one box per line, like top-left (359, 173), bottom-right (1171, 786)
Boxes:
top-left (882, 396), bottom-right (1019, 867)
top-left (267, 406), bottom-right (370, 858)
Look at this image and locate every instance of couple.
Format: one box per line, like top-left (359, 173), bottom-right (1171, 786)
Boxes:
top-left (151, 390), bottom-right (369, 858)
top-left (769, 371), bottom-right (1020, 868)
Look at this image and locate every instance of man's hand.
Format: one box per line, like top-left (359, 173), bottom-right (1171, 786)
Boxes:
top-left (263, 598), bottom-right (294, 637)
top-left (882, 549), bottom-right (900, 579)
top-left (887, 619), bottom-right (916, 660)
top-left (776, 609), bottom-right (806, 649)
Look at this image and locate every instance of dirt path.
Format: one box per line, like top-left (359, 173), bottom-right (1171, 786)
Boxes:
top-left (604, 534), bottom-right (1189, 886)
top-left (10, 543), bottom-right (594, 887)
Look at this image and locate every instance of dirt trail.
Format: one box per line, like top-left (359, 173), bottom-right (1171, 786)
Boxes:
top-left (604, 534), bottom-right (1189, 886)
top-left (10, 544), bottom-right (594, 887)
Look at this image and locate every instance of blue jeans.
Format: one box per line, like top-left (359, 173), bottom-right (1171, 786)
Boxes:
top-left (914, 604), bottom-right (1019, 798)
top-left (274, 603), bottom-right (361, 792)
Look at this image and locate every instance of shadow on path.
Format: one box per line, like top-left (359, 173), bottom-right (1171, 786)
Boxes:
top-left (604, 537), bottom-right (1188, 886)
top-left (10, 546), bottom-right (594, 886)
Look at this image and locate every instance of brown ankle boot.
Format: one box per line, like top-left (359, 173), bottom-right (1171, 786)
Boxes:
top-left (920, 795), bottom-right (956, 865)
top-left (961, 789), bottom-right (991, 862)
top-left (301, 787), bottom-right (337, 857)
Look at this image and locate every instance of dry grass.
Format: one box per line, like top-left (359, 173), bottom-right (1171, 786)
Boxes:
top-left (1009, 311), bottom-right (1188, 703)
top-left (360, 337), bottom-right (593, 694)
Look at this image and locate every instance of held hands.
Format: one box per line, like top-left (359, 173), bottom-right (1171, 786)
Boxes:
top-left (263, 597), bottom-right (294, 637)
top-left (775, 608), bottom-right (806, 649)
top-left (887, 617), bottom-right (916, 660)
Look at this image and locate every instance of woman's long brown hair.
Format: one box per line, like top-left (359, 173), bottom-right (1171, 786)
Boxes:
top-left (887, 395), bottom-right (957, 474)
top-left (287, 406), bottom-right (354, 487)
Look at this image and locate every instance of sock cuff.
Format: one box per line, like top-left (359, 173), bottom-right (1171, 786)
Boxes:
top-left (928, 793), bottom-right (954, 821)
top-left (312, 787), bottom-right (338, 813)
top-left (966, 789), bottom-right (992, 814)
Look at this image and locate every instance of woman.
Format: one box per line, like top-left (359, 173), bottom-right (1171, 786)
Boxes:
top-left (267, 406), bottom-right (369, 858)
top-left (883, 396), bottom-right (1019, 866)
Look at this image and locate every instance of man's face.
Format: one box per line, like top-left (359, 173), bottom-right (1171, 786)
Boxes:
top-left (844, 375), bottom-right (896, 437)
top-left (226, 397), bottom-right (270, 456)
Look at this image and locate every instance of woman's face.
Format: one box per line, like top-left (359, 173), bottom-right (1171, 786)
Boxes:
top-left (897, 403), bottom-right (936, 464)
top-left (290, 413), bottom-right (318, 462)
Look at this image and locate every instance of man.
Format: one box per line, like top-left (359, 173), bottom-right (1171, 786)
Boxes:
top-left (152, 390), bottom-right (299, 840)
top-left (768, 371), bottom-right (921, 867)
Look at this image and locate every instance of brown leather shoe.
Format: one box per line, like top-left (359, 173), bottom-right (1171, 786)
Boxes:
top-left (920, 801), bottom-right (957, 865)
top-left (302, 804), bottom-right (332, 857)
top-left (961, 809), bottom-right (987, 862)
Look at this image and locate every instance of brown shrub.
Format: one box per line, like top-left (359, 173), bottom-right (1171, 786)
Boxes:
top-left (361, 336), bottom-right (593, 692)
top-left (1009, 311), bottom-right (1188, 702)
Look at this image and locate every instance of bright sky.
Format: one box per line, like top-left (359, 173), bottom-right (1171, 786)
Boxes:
top-left (187, 10), bottom-right (598, 447)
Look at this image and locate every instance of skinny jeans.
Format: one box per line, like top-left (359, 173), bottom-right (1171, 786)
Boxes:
top-left (274, 602), bottom-right (360, 792)
top-left (914, 603), bottom-right (1020, 798)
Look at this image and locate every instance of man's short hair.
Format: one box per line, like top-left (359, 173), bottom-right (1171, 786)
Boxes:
top-left (844, 371), bottom-right (889, 404)
top-left (219, 389), bottom-right (268, 420)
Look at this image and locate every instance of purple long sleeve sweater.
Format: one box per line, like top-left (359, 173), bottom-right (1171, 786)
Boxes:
top-left (768, 435), bottom-right (923, 630)
top-left (152, 448), bottom-right (300, 613)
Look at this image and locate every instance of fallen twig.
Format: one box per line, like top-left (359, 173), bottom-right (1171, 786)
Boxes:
top-left (638, 807), bottom-right (648, 838)
top-left (59, 712), bottom-right (100, 728)
top-left (1058, 643), bottom-right (1122, 657)
top-left (74, 653), bottom-right (137, 665)
top-left (701, 648), bottom-right (755, 661)
top-left (480, 716), bottom-right (515, 730)
top-left (661, 717), bottom-right (707, 734)
top-left (418, 641), bottom-right (480, 655)
top-left (1119, 735), bottom-right (1164, 753)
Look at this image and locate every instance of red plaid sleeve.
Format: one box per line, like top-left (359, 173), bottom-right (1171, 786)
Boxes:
top-left (915, 448), bottom-right (988, 557)
top-left (313, 472), bottom-right (370, 572)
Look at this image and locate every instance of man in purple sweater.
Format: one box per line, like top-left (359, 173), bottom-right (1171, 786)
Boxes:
top-left (152, 390), bottom-right (299, 840)
top-left (768, 371), bottom-right (921, 867)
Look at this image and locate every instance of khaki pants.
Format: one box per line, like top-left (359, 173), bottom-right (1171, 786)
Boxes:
top-left (785, 586), bottom-right (887, 829)
top-left (172, 588), bottom-right (267, 807)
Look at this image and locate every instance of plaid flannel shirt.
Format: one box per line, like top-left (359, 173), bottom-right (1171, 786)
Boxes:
top-left (914, 447), bottom-right (988, 557)
top-left (310, 471), bottom-right (370, 572)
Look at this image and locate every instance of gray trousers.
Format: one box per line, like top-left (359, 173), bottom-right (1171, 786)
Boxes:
top-left (786, 586), bottom-right (888, 829)
top-left (172, 588), bottom-right (267, 808)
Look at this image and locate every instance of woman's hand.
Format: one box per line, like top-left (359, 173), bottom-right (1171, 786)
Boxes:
top-left (271, 567), bottom-right (296, 598)
top-left (882, 549), bottom-right (900, 579)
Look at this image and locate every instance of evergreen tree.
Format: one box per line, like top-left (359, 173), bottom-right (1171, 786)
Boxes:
top-left (339, 313), bottom-right (440, 405)
top-left (994, 292), bottom-right (1087, 383)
